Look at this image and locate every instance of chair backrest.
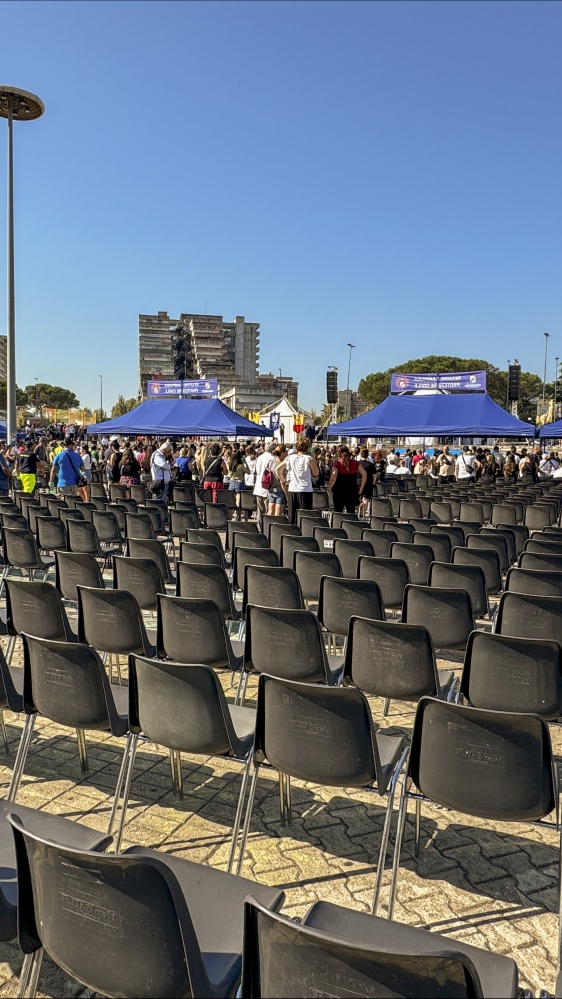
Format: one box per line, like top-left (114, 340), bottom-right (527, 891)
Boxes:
top-left (460, 630), bottom-right (562, 720)
top-left (125, 512), bottom-right (156, 540)
top-left (231, 531), bottom-right (269, 555)
top-left (27, 506), bottom-right (51, 534)
top-left (371, 498), bottom-right (393, 519)
top-left (204, 503), bottom-right (228, 530)
top-left (125, 537), bottom-right (173, 583)
top-left (109, 483), bottom-right (127, 501)
top-left (156, 594), bottom-right (235, 668)
top-left (429, 524), bottom-right (465, 549)
top-left (5, 578), bottom-right (73, 641)
top-left (402, 585), bottom-right (474, 650)
top-left (245, 605), bottom-right (329, 683)
top-left (524, 538), bottom-right (562, 556)
top-left (343, 616), bottom-right (438, 700)
top-left (313, 526), bottom-right (348, 552)
top-left (318, 576), bottom-right (384, 637)
top-left (254, 674), bottom-right (382, 788)
top-left (137, 504), bottom-right (166, 535)
top-left (77, 586), bottom-right (151, 655)
top-left (312, 489), bottom-right (329, 510)
top-left (67, 520), bottom-right (102, 556)
top-left (451, 546), bottom-right (502, 594)
top-left (525, 504), bottom-right (555, 529)
top-left (293, 550), bottom-right (342, 603)
top-left (226, 518), bottom-right (259, 552)
top-left (340, 520), bottom-right (366, 541)
top-left (459, 502), bottom-right (484, 524)
top-left (495, 590), bottom-right (562, 646)
top-left (409, 696), bottom-right (555, 822)
top-left (113, 556), bottom-right (164, 611)
top-left (36, 516), bottom-right (68, 553)
top-left (478, 527), bottom-right (517, 565)
top-left (358, 556), bottom-right (410, 610)
top-left (54, 550), bottom-right (104, 602)
top-left (332, 540), bottom-right (374, 579)
top-left (21, 634), bottom-right (120, 731)
top-left (360, 529), bottom-right (397, 558)
top-left (398, 498), bottom-right (421, 521)
top-left (176, 561), bottom-right (236, 619)
top-left (242, 896), bottom-right (489, 999)
top-left (389, 542), bottom-right (433, 585)
top-left (386, 524), bottom-right (415, 545)
top-left (186, 528), bottom-right (225, 557)
top-left (8, 816), bottom-right (206, 999)
top-left (91, 510), bottom-right (122, 545)
top-left (429, 501), bottom-right (453, 524)
top-left (466, 533), bottom-right (510, 574)
top-left (518, 550), bottom-right (562, 572)
top-left (59, 508), bottom-right (85, 528)
top-left (412, 532), bottom-right (451, 564)
top-left (243, 565), bottom-right (304, 616)
top-left (428, 561), bottom-right (488, 618)
top-left (295, 509), bottom-right (322, 528)
top-left (269, 522), bottom-right (301, 556)
top-left (450, 521), bottom-right (481, 542)
top-left (262, 514), bottom-right (289, 537)
top-left (129, 654), bottom-right (236, 755)
top-left (170, 508), bottom-right (199, 535)
top-left (232, 546), bottom-right (279, 592)
top-left (331, 512), bottom-right (359, 530)
top-left (129, 483), bottom-right (147, 504)
top-left (505, 566), bottom-right (562, 598)
top-left (491, 503), bottom-right (518, 526)
top-left (3, 527), bottom-right (41, 569)
top-left (239, 491), bottom-right (257, 512)
top-left (495, 523), bottom-right (528, 557)
top-left (280, 533), bottom-right (319, 568)
top-left (179, 540), bottom-right (224, 568)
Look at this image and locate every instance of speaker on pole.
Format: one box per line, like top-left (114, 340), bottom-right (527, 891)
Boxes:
top-left (508, 363), bottom-right (521, 402)
top-left (326, 369), bottom-right (338, 404)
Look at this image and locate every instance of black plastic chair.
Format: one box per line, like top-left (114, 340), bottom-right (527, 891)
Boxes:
top-left (295, 509), bottom-right (322, 529)
top-left (429, 500), bottom-right (453, 525)
top-left (232, 545), bottom-right (279, 593)
top-left (387, 697), bottom-right (561, 934)
top-left (479, 526), bottom-right (517, 564)
top-left (186, 527), bottom-right (226, 563)
top-left (156, 593), bottom-right (243, 675)
top-left (35, 515), bottom-right (68, 554)
top-left (125, 511), bottom-right (156, 541)
top-left (372, 498), bottom-right (393, 519)
top-left (293, 549), bottom-right (342, 604)
top-left (176, 561), bottom-right (241, 626)
top-left (505, 565), bottom-right (562, 598)
top-left (269, 521), bottom-right (302, 556)
top-left (459, 501), bottom-right (485, 524)
top-left (452, 545), bottom-right (502, 595)
top-left (460, 630), bottom-right (562, 721)
top-left (360, 528), bottom-right (397, 558)
top-left (312, 489), bottom-right (329, 510)
top-left (451, 520), bottom-right (482, 542)
top-left (92, 509), bottom-right (123, 549)
top-left (518, 550), bottom-right (562, 572)
top-left (525, 505), bottom-right (554, 531)
top-left (280, 532), bottom-right (319, 567)
top-left (429, 524), bottom-right (467, 549)
top-left (9, 634), bottom-right (130, 804)
top-left (126, 536), bottom-right (175, 585)
top-left (318, 575), bottom-right (385, 654)
top-left (332, 539), bottom-right (374, 578)
top-left (231, 674), bottom-right (407, 917)
top-left (113, 654), bottom-right (258, 856)
top-left (495, 590), bottom-right (562, 647)
top-left (4, 578), bottom-right (76, 664)
top-left (54, 550), bottom-right (104, 604)
top-left (239, 605), bottom-right (342, 704)
top-left (412, 531), bottom-right (451, 564)
top-left (300, 514), bottom-right (326, 538)
top-left (226, 518), bottom-right (259, 553)
top-left (467, 533), bottom-right (510, 575)
top-left (67, 520), bottom-right (120, 567)
top-left (491, 503), bottom-right (519, 527)
top-left (77, 586), bottom-right (156, 681)
top-left (1, 527), bottom-right (54, 586)
top-left (113, 555), bottom-right (165, 613)
top-left (179, 540), bottom-right (224, 568)
top-left (429, 560), bottom-right (489, 619)
top-left (170, 506), bottom-right (200, 540)
top-left (525, 538), bottom-right (562, 557)
top-left (399, 498), bottom-right (421, 521)
top-left (389, 542), bottom-right (433, 585)
top-left (231, 531), bottom-right (269, 560)
top-left (402, 584), bottom-right (475, 654)
top-left (358, 556), bottom-right (409, 618)
top-left (59, 507), bottom-right (84, 530)
top-left (331, 512), bottom-right (359, 529)
top-left (204, 502), bottom-right (228, 530)
top-left (242, 565), bottom-right (304, 618)
top-left (313, 526), bottom-right (347, 552)
top-left (262, 513), bottom-right (289, 537)
top-left (242, 894), bottom-right (519, 999)
top-left (239, 490), bottom-right (257, 517)
top-left (11, 814), bottom-right (284, 999)
top-left (343, 615), bottom-right (455, 717)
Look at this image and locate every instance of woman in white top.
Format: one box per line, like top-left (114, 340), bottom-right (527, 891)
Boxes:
top-left (276, 437), bottom-right (319, 524)
top-left (78, 444), bottom-right (92, 502)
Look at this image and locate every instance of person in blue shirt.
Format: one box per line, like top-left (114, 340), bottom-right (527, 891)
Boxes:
top-left (50, 439), bottom-right (84, 497)
top-left (174, 446), bottom-right (193, 482)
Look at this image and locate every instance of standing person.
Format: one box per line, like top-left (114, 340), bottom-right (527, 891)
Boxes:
top-left (455, 447), bottom-right (476, 483)
top-left (107, 440), bottom-right (122, 486)
top-left (203, 443), bottom-right (228, 503)
top-left (502, 455), bottom-right (518, 484)
top-left (150, 441), bottom-right (173, 502)
top-left (276, 438), bottom-right (319, 524)
top-left (119, 446), bottom-right (141, 495)
top-left (0, 445), bottom-right (12, 496)
top-left (50, 438), bottom-right (84, 498)
top-left (243, 446), bottom-right (257, 490)
top-left (253, 442), bottom-right (277, 526)
top-left (436, 445), bottom-right (455, 484)
top-left (78, 443), bottom-right (93, 501)
top-left (174, 446), bottom-right (194, 482)
top-left (140, 444), bottom-right (155, 485)
top-left (267, 445), bottom-right (288, 516)
top-left (16, 441), bottom-right (43, 494)
top-left (228, 448), bottom-right (246, 519)
top-left (358, 446), bottom-right (376, 517)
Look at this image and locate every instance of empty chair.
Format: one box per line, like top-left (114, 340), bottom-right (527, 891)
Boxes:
top-left (505, 566), bottom-right (562, 598)
top-left (312, 489), bottom-right (329, 510)
top-left (525, 505), bottom-right (554, 530)
top-left (399, 498), bottom-right (421, 521)
top-left (186, 527), bottom-right (226, 562)
top-left (412, 532), bottom-right (451, 563)
top-left (295, 509), bottom-right (322, 529)
top-left (242, 565), bottom-right (304, 617)
top-left (451, 520), bottom-right (482, 542)
top-left (429, 523), bottom-right (465, 549)
top-left (343, 615), bottom-right (455, 716)
top-left (231, 530), bottom-right (269, 558)
top-left (386, 697), bottom-right (561, 929)
top-left (125, 511), bottom-right (156, 540)
top-left (402, 584), bottom-right (474, 653)
top-left (262, 513), bottom-right (289, 537)
top-left (459, 502), bottom-right (485, 524)
top-left (226, 518), bottom-right (259, 552)
top-left (11, 815), bottom-right (284, 999)
top-left (239, 490), bottom-right (257, 517)
top-left (129, 483), bottom-right (147, 504)
top-left (168, 506), bottom-right (199, 538)
top-left (333, 539), bottom-right (374, 578)
top-left (460, 630), bottom-right (562, 721)
top-left (359, 556), bottom-right (409, 617)
top-left (491, 503), bottom-right (519, 526)
top-left (429, 561), bottom-right (489, 619)
top-left (231, 673), bottom-right (407, 914)
top-left (280, 533), bottom-right (319, 567)
top-left (59, 507), bottom-right (84, 529)
top-left (113, 555), bottom-right (165, 612)
top-left (429, 501), bottom-right (453, 524)
top-left (172, 482), bottom-right (195, 504)
top-left (242, 895), bottom-right (519, 999)
top-left (519, 550), bottom-right (562, 572)
top-left (525, 538), bottom-right (562, 556)
top-left (36, 515), bottom-right (67, 554)
top-left (495, 522), bottom-right (528, 557)
top-left (360, 528), bottom-right (397, 558)
top-left (318, 576), bottom-right (384, 653)
top-left (385, 522), bottom-right (415, 543)
top-left (294, 549), bottom-right (342, 604)
top-left (408, 518), bottom-right (437, 534)
top-left (91, 509), bottom-right (123, 549)
top-left (179, 540), bottom-right (224, 568)
top-left (109, 482), bottom-right (127, 502)
top-left (137, 503), bottom-right (167, 536)
top-left (1, 528), bottom-right (54, 585)
top-left (479, 526), bottom-right (517, 564)
top-left (341, 520), bottom-right (367, 540)
top-left (295, 515), bottom-right (321, 539)
top-left (157, 593), bottom-right (243, 674)
top-left (126, 537), bottom-right (175, 585)
top-left (108, 503), bottom-right (128, 534)
top-left (78, 586), bottom-right (156, 664)
top-left (26, 506), bottom-right (51, 535)
top-left (390, 542), bottom-right (433, 585)
top-left (331, 512), bottom-right (359, 530)
top-left (67, 520), bottom-right (120, 565)
top-left (467, 532), bottom-right (510, 574)
top-left (54, 550), bottom-right (104, 603)
top-left (269, 522), bottom-right (301, 556)
top-left (4, 579), bottom-right (76, 663)
top-left (495, 591), bottom-right (562, 647)
top-left (371, 498), bottom-right (394, 519)
top-left (89, 481), bottom-right (107, 498)
top-left (313, 526), bottom-right (347, 552)
top-left (203, 502), bottom-right (229, 531)
top-left (176, 561), bottom-right (240, 623)
top-left (452, 545), bottom-right (502, 595)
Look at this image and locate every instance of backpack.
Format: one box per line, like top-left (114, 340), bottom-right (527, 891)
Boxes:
top-left (261, 465), bottom-right (273, 490)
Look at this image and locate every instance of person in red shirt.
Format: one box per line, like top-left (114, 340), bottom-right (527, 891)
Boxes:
top-left (328, 444), bottom-right (367, 513)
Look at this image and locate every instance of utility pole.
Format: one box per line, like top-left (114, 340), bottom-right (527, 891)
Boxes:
top-left (346, 343), bottom-right (355, 420)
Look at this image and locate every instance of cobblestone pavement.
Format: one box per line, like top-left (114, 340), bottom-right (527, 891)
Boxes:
top-left (0, 637), bottom-right (558, 996)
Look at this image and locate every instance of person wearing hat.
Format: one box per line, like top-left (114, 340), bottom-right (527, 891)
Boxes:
top-left (16, 440), bottom-right (44, 494)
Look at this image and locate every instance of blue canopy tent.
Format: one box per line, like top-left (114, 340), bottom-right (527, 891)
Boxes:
top-left (328, 393), bottom-right (535, 438)
top-left (539, 419), bottom-right (562, 438)
top-left (87, 397), bottom-right (273, 438)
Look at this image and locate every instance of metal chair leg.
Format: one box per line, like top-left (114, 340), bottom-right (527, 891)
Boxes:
top-left (114, 733), bottom-right (139, 853)
top-left (107, 732), bottom-right (134, 835)
top-left (371, 746), bottom-right (409, 916)
top-left (175, 750), bottom-right (183, 799)
top-left (227, 754), bottom-right (252, 874)
top-left (0, 709), bottom-right (9, 754)
top-left (169, 748), bottom-right (178, 795)
top-left (17, 950), bottom-right (43, 998)
top-left (7, 714), bottom-right (36, 801)
top-left (235, 765), bottom-right (260, 876)
top-left (278, 771), bottom-right (286, 826)
top-left (382, 698), bottom-right (391, 717)
top-left (285, 773), bottom-right (292, 824)
top-left (76, 728), bottom-right (89, 772)
top-left (387, 773), bottom-right (411, 920)
top-left (414, 797), bottom-right (422, 858)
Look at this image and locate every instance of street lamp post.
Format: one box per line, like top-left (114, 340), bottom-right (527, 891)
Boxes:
top-left (0, 87), bottom-right (44, 446)
top-left (99, 375), bottom-right (103, 418)
top-left (346, 343), bottom-right (355, 420)
top-left (543, 331), bottom-right (550, 404)
top-left (556, 357), bottom-right (559, 411)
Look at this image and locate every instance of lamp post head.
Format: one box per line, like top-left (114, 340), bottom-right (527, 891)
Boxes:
top-left (0, 87), bottom-right (44, 121)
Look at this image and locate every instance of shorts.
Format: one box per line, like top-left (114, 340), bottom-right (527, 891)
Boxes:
top-left (82, 470), bottom-right (92, 483)
top-left (19, 474), bottom-right (36, 494)
top-left (60, 485), bottom-right (79, 496)
top-left (268, 486), bottom-right (286, 506)
top-left (203, 480), bottom-right (224, 503)
top-left (228, 480), bottom-right (245, 493)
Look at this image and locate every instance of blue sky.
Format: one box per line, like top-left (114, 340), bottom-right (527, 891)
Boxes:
top-left (0, 0), bottom-right (560, 412)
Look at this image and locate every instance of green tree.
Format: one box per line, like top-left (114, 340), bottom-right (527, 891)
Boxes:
top-left (0, 382), bottom-right (28, 409)
top-left (23, 383), bottom-right (79, 409)
top-left (111, 395), bottom-right (137, 418)
top-left (92, 408), bottom-right (107, 424)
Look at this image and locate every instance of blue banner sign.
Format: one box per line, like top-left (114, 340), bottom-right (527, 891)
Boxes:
top-left (148, 378), bottom-right (218, 398)
top-left (270, 411), bottom-right (280, 430)
top-left (390, 371), bottom-right (487, 393)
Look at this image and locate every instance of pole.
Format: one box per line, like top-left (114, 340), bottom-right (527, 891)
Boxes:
top-left (506, 361), bottom-right (510, 409)
top-left (346, 343), bottom-right (355, 420)
top-left (6, 99), bottom-right (15, 445)
top-left (556, 357), bottom-right (559, 410)
top-left (543, 332), bottom-right (550, 403)
top-left (99, 375), bottom-right (103, 417)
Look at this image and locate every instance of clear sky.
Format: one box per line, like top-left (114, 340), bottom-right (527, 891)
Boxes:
top-left (0, 0), bottom-right (560, 413)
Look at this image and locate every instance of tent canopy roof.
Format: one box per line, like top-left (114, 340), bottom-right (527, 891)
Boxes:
top-left (539, 418), bottom-right (562, 438)
top-left (87, 397), bottom-right (272, 437)
top-left (328, 393), bottom-right (535, 437)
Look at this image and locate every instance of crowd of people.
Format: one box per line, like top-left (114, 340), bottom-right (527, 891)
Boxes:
top-left (2, 427), bottom-right (562, 524)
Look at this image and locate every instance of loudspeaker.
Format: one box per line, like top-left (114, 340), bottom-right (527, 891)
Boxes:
top-left (508, 364), bottom-right (520, 402)
top-left (326, 370), bottom-right (338, 404)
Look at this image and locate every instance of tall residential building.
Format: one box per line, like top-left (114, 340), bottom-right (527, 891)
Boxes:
top-left (138, 311), bottom-right (260, 398)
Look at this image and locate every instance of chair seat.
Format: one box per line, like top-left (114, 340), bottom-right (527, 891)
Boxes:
top-left (107, 684), bottom-right (130, 733)
top-left (302, 900), bottom-right (517, 999)
top-left (230, 639), bottom-right (244, 660)
top-left (374, 732), bottom-right (406, 793)
top-left (0, 663), bottom-right (24, 713)
top-left (123, 845), bottom-right (284, 996)
top-left (228, 704), bottom-right (256, 755)
top-left (0, 801), bottom-right (111, 941)
top-left (39, 556), bottom-right (55, 571)
top-left (437, 668), bottom-right (456, 696)
top-left (326, 655), bottom-right (344, 685)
